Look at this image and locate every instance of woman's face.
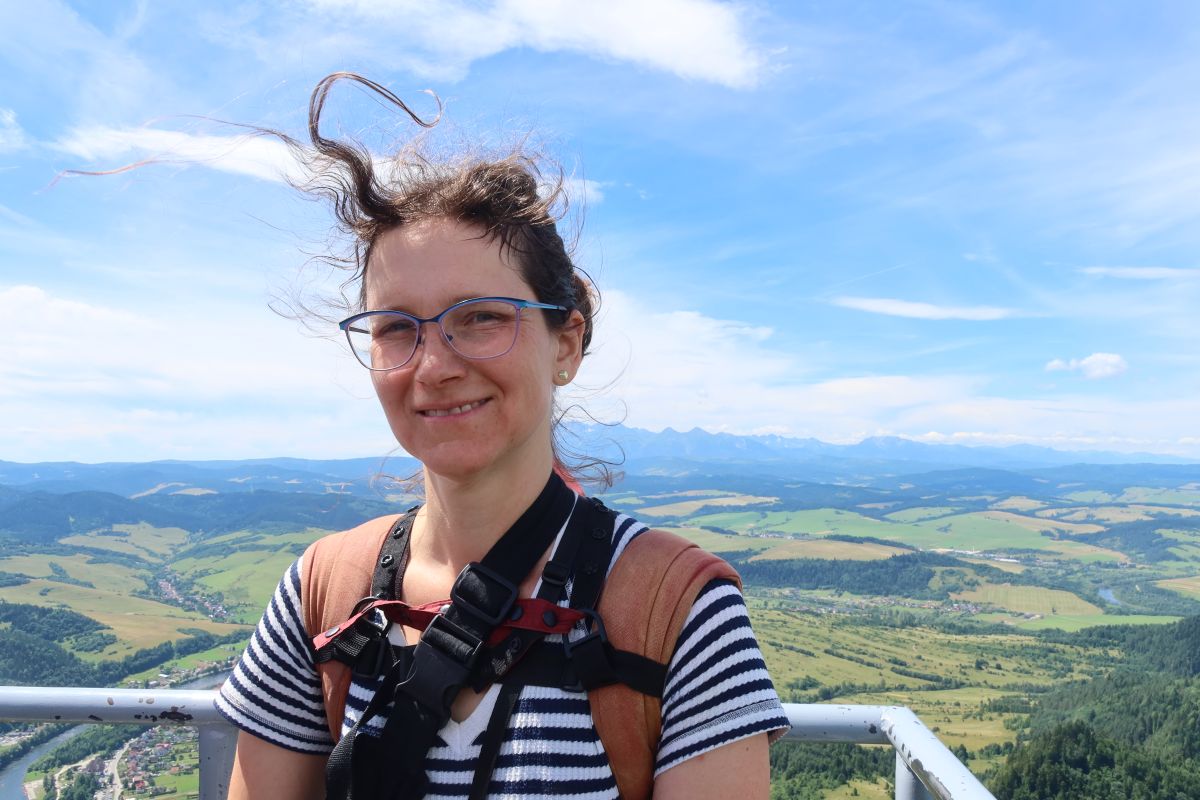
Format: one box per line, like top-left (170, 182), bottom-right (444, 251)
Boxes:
top-left (363, 218), bottom-right (584, 482)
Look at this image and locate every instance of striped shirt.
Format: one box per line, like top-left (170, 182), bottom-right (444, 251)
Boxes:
top-left (217, 513), bottom-right (789, 797)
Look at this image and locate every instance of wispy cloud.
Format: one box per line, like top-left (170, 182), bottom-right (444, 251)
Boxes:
top-left (831, 296), bottom-right (1017, 321)
top-left (1045, 353), bottom-right (1128, 379)
top-left (239, 0), bottom-right (765, 88)
top-left (1079, 266), bottom-right (1200, 280)
top-left (0, 109), bottom-right (27, 152)
top-left (52, 126), bottom-right (303, 183)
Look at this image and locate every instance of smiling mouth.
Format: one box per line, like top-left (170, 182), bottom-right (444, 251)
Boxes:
top-left (419, 398), bottom-right (490, 418)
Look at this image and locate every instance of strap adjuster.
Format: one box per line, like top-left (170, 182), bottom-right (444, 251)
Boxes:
top-left (423, 612), bottom-right (485, 670)
top-left (451, 562), bottom-right (518, 627)
top-left (563, 608), bottom-right (608, 658)
top-left (540, 560), bottom-right (570, 589)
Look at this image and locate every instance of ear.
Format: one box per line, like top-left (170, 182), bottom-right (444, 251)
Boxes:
top-left (551, 309), bottom-right (586, 383)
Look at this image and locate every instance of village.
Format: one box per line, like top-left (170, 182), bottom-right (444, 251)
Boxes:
top-left (25, 725), bottom-right (200, 800)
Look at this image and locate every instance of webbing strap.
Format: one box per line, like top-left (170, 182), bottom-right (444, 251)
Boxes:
top-left (469, 681), bottom-right (523, 800)
top-left (324, 472), bottom-right (575, 800)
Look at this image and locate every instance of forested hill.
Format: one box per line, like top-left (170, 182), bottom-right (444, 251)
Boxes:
top-left (988, 616), bottom-right (1200, 799)
top-left (0, 487), bottom-right (396, 544)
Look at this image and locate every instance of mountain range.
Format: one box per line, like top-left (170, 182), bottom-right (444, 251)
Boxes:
top-left (1, 425), bottom-right (1194, 500)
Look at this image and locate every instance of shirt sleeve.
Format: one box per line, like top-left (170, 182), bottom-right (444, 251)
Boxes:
top-left (215, 555), bottom-right (336, 754)
top-left (653, 579), bottom-right (790, 776)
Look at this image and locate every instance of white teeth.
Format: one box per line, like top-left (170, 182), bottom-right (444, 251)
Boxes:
top-left (423, 400), bottom-right (484, 417)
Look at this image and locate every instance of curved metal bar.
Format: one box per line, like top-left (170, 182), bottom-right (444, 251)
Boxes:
top-left (0, 689), bottom-right (997, 800)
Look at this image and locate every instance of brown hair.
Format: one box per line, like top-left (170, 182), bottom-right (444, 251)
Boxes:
top-left (289, 73), bottom-right (610, 483)
top-left (291, 73), bottom-right (595, 354)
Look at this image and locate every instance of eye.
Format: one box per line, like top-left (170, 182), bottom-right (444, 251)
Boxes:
top-left (464, 309), bottom-right (504, 325)
top-left (374, 315), bottom-right (418, 338)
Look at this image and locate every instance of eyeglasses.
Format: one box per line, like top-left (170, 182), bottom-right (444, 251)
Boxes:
top-left (339, 296), bottom-right (568, 371)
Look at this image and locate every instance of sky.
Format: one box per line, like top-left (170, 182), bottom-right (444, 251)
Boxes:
top-left (2, 0), bottom-right (1199, 463)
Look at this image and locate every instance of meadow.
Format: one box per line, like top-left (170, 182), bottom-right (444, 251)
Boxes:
top-left (4, 469), bottom-right (1200, 798)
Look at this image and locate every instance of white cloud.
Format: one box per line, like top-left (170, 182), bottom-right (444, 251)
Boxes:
top-left (0, 283), bottom-right (402, 460)
top-left (568, 289), bottom-right (982, 437)
top-left (296, 0), bottom-right (763, 87)
top-left (0, 289), bottom-right (1191, 461)
top-left (0, 108), bottom-right (27, 152)
top-left (831, 296), bottom-right (1017, 321)
top-left (1045, 352), bottom-right (1128, 379)
top-left (0, 284), bottom-right (365, 404)
top-left (1079, 266), bottom-right (1200, 280)
top-left (52, 126), bottom-right (304, 184)
top-left (538, 177), bottom-right (606, 207)
top-left (567, 178), bottom-right (605, 206)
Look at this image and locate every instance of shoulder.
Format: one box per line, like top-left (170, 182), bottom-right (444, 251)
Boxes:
top-left (597, 511), bottom-right (740, 664)
top-left (299, 514), bottom-right (404, 637)
top-left (606, 517), bottom-right (740, 596)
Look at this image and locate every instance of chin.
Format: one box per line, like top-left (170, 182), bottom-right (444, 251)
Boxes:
top-left (408, 442), bottom-right (506, 482)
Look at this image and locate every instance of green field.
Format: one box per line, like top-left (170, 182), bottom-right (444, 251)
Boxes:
top-left (748, 539), bottom-right (908, 561)
top-left (1116, 487), bottom-right (1200, 506)
top-left (0, 578), bottom-right (240, 653)
top-left (691, 507), bottom-right (927, 541)
top-left (884, 506), bottom-right (961, 523)
top-left (749, 605), bottom-right (1112, 754)
top-left (684, 506), bottom-right (1130, 562)
top-left (60, 523), bottom-right (189, 561)
top-left (664, 526), bottom-right (778, 553)
top-left (952, 583), bottom-right (1102, 616)
top-left (0, 554), bottom-right (143, 587)
top-left (1157, 575), bottom-right (1200, 599)
top-left (1002, 613), bottom-right (1181, 632)
top-left (638, 493), bottom-right (778, 517)
top-left (171, 528), bottom-right (331, 621)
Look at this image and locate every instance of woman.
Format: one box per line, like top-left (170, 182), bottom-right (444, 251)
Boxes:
top-left (216, 73), bottom-right (788, 799)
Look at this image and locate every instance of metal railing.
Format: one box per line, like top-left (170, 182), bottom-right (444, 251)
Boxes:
top-left (0, 687), bottom-right (996, 800)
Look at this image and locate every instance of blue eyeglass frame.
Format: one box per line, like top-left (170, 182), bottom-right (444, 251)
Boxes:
top-left (338, 296), bottom-right (569, 371)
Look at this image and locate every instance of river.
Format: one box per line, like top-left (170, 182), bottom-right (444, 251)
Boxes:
top-left (0, 673), bottom-right (227, 799)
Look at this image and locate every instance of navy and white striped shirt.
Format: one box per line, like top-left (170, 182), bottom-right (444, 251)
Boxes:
top-left (217, 512), bottom-right (788, 797)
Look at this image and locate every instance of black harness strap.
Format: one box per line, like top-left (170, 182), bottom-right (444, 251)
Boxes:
top-left (320, 488), bottom-right (669, 800)
top-left (325, 473), bottom-right (575, 800)
top-left (469, 680), bottom-right (523, 800)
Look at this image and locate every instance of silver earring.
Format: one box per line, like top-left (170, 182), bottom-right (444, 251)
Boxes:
top-left (557, 370), bottom-right (570, 384)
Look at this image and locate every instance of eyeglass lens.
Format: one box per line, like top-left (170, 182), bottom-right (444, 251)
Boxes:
top-left (345, 299), bottom-right (522, 370)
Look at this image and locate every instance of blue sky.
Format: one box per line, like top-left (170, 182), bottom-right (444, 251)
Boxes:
top-left (2, 0), bottom-right (1199, 462)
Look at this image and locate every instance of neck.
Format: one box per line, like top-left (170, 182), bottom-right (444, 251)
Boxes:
top-left (416, 448), bottom-right (558, 568)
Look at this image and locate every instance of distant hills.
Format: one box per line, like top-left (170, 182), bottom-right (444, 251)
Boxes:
top-left (574, 424), bottom-right (1193, 479)
top-left (0, 425), bottom-right (1195, 502)
top-left (1, 423), bottom-right (1195, 546)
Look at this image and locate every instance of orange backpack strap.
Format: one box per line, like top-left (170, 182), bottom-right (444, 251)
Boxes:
top-left (592, 529), bottom-right (742, 800)
top-left (300, 514), bottom-right (400, 741)
top-left (301, 516), bottom-right (740, 800)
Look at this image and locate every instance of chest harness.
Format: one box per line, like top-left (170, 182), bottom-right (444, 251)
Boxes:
top-left (311, 473), bottom-right (668, 800)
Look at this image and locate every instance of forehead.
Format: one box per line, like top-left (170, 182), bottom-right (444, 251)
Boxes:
top-left (364, 218), bottom-right (531, 311)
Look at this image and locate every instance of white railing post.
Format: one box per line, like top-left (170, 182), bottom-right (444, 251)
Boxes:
top-left (781, 704), bottom-right (995, 800)
top-left (895, 750), bottom-right (935, 800)
top-left (198, 724), bottom-right (237, 800)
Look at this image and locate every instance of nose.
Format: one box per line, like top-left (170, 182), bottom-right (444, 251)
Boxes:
top-left (411, 321), bottom-right (465, 381)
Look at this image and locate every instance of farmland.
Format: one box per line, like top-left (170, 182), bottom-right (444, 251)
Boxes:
top-left (2, 451), bottom-right (1199, 797)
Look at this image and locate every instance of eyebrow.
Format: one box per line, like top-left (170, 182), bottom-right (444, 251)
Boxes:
top-left (373, 295), bottom-right (498, 314)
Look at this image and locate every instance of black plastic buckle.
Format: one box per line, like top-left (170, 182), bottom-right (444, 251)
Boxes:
top-left (423, 612), bottom-right (486, 671)
top-left (450, 562), bottom-right (519, 627)
top-left (399, 617), bottom-right (485, 715)
top-left (540, 560), bottom-right (570, 589)
top-left (562, 608), bottom-right (608, 658)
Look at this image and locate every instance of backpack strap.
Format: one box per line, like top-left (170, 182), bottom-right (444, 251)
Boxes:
top-left (301, 512), bottom-right (403, 741)
top-left (593, 528), bottom-right (741, 800)
top-left (301, 515), bottom-right (739, 800)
